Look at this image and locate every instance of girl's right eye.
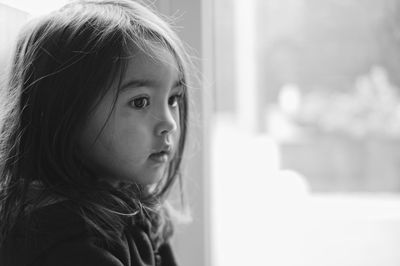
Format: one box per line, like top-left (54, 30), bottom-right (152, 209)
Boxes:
top-left (129, 96), bottom-right (150, 109)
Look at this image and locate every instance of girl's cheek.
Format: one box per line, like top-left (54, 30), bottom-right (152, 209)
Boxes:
top-left (118, 104), bottom-right (137, 118)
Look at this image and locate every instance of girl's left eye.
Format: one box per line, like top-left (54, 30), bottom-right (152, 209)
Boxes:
top-left (168, 94), bottom-right (183, 107)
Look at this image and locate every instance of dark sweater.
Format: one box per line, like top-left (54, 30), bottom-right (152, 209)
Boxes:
top-left (0, 201), bottom-right (178, 266)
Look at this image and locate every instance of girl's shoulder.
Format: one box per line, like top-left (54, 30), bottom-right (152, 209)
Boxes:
top-left (0, 200), bottom-right (178, 266)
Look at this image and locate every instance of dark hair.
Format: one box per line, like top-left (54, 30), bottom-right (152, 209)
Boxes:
top-left (0, 0), bottom-right (191, 247)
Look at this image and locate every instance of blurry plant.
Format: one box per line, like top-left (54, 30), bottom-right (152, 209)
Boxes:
top-left (284, 66), bottom-right (400, 138)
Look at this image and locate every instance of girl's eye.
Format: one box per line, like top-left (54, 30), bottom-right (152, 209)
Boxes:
top-left (129, 96), bottom-right (150, 109)
top-left (169, 94), bottom-right (182, 108)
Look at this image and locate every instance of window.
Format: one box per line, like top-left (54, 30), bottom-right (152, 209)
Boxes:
top-left (212, 0), bottom-right (400, 265)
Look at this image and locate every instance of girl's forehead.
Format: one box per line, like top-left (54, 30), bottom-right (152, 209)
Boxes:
top-left (121, 47), bottom-right (181, 85)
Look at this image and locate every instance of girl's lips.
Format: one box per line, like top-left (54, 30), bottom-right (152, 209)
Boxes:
top-left (149, 151), bottom-right (169, 163)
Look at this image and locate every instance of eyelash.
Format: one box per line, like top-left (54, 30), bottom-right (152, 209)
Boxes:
top-left (129, 93), bottom-right (183, 110)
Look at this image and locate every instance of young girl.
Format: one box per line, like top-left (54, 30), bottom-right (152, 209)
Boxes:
top-left (0, 0), bottom-right (192, 265)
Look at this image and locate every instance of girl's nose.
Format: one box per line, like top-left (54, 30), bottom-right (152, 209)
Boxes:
top-left (154, 108), bottom-right (178, 137)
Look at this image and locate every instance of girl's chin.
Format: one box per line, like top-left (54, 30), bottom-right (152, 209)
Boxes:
top-left (124, 173), bottom-right (165, 187)
top-left (137, 174), bottom-right (164, 186)
top-left (97, 168), bottom-right (167, 187)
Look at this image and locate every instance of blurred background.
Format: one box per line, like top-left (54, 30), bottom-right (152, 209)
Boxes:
top-left (212, 1), bottom-right (400, 266)
top-left (1, 0), bottom-right (400, 265)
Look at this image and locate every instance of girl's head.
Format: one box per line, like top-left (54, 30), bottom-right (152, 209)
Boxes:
top-left (0, 0), bottom-right (191, 242)
top-left (79, 43), bottom-right (183, 187)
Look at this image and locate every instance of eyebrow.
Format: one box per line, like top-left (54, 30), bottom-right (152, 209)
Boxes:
top-left (120, 79), bottom-right (183, 92)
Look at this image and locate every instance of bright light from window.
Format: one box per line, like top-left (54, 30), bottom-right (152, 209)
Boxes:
top-left (0, 0), bottom-right (68, 16)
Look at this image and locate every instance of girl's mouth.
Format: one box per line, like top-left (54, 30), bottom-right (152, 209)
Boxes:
top-left (149, 151), bottom-right (169, 163)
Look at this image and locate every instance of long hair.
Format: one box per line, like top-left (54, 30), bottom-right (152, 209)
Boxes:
top-left (0, 0), bottom-right (191, 247)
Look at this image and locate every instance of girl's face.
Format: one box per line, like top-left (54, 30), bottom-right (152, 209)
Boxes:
top-left (79, 47), bottom-right (182, 186)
